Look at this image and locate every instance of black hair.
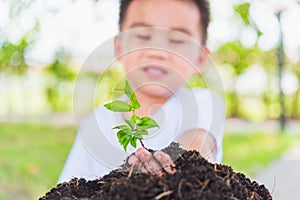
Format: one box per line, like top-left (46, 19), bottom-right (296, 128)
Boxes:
top-left (118, 0), bottom-right (210, 44)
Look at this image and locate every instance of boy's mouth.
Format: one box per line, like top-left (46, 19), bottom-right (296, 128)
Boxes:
top-left (143, 66), bottom-right (167, 78)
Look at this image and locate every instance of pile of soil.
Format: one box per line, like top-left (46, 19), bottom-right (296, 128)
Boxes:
top-left (40, 143), bottom-right (272, 200)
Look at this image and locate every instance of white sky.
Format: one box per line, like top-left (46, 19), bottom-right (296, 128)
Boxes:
top-left (0, 0), bottom-right (299, 67)
top-left (0, 0), bottom-right (120, 67)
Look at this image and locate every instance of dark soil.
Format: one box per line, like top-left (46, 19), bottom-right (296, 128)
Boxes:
top-left (40, 143), bottom-right (272, 200)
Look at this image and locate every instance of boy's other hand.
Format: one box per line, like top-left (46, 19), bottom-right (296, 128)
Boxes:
top-left (127, 148), bottom-right (176, 176)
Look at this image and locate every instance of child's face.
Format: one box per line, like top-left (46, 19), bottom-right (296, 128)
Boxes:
top-left (115, 0), bottom-right (206, 98)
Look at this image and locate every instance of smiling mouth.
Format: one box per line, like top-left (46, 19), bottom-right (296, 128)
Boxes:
top-left (143, 66), bottom-right (168, 78)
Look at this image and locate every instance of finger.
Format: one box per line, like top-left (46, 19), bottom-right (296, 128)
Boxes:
top-left (133, 148), bottom-right (153, 173)
top-left (127, 154), bottom-right (148, 173)
top-left (135, 148), bottom-right (152, 162)
top-left (135, 148), bottom-right (163, 176)
top-left (153, 151), bottom-right (176, 174)
top-left (127, 155), bottom-right (141, 166)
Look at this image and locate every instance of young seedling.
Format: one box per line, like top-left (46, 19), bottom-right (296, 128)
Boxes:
top-left (104, 80), bottom-right (159, 152)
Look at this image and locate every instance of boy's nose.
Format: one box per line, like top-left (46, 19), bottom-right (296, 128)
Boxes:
top-left (144, 48), bottom-right (170, 60)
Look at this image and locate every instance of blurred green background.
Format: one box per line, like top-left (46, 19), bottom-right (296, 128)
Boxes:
top-left (0, 0), bottom-right (300, 199)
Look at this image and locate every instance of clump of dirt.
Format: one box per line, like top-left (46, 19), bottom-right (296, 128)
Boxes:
top-left (40, 143), bottom-right (272, 200)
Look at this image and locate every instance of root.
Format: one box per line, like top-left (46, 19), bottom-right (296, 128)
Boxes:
top-left (198, 179), bottom-right (210, 196)
top-left (177, 178), bottom-right (186, 200)
top-left (127, 164), bottom-right (135, 178)
top-left (154, 190), bottom-right (173, 200)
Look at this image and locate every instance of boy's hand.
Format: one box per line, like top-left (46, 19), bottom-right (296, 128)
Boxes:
top-left (127, 148), bottom-right (176, 176)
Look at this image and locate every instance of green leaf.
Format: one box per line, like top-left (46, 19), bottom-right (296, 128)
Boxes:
top-left (117, 129), bottom-right (131, 143)
top-left (234, 3), bottom-right (251, 25)
top-left (130, 137), bottom-right (137, 148)
top-left (112, 125), bottom-right (130, 130)
top-left (137, 117), bottom-right (160, 129)
top-left (133, 134), bottom-right (144, 140)
top-left (137, 129), bottom-right (148, 135)
top-left (124, 119), bottom-right (135, 131)
top-left (104, 100), bottom-right (132, 112)
top-left (124, 80), bottom-right (140, 110)
top-left (122, 135), bottom-right (132, 151)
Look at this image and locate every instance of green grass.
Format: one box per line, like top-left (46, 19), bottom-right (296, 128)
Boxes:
top-left (0, 122), bottom-right (299, 200)
top-left (0, 123), bottom-right (76, 200)
top-left (222, 132), bottom-right (300, 177)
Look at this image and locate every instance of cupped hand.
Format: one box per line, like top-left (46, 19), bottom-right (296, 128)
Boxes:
top-left (127, 148), bottom-right (176, 176)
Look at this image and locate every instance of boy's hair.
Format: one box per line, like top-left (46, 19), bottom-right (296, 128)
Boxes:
top-left (118, 0), bottom-right (210, 45)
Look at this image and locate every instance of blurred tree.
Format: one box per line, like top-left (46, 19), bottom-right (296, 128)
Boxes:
top-left (234, 2), bottom-right (251, 26)
top-left (214, 42), bottom-right (277, 75)
top-left (0, 23), bottom-right (39, 75)
top-left (213, 41), bottom-right (277, 117)
top-left (44, 49), bottom-right (77, 111)
top-left (290, 60), bottom-right (300, 119)
top-left (213, 1), bottom-right (297, 120)
top-left (0, 39), bottom-right (28, 74)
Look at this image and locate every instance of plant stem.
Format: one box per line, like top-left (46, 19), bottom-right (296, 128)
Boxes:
top-left (139, 139), bottom-right (146, 149)
top-left (132, 110), bottom-right (136, 122)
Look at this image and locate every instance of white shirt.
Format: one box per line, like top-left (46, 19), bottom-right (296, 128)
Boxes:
top-left (58, 87), bottom-right (225, 183)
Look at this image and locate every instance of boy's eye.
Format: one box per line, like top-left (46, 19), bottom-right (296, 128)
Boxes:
top-left (169, 38), bottom-right (185, 44)
top-left (136, 34), bottom-right (151, 40)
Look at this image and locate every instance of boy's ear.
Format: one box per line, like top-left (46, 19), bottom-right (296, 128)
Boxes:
top-left (114, 35), bottom-right (122, 59)
top-left (197, 46), bottom-right (209, 73)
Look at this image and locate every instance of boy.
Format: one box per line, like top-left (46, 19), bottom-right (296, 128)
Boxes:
top-left (59, 0), bottom-right (225, 182)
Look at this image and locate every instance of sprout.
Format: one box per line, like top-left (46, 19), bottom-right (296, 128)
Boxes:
top-left (104, 80), bottom-right (159, 151)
